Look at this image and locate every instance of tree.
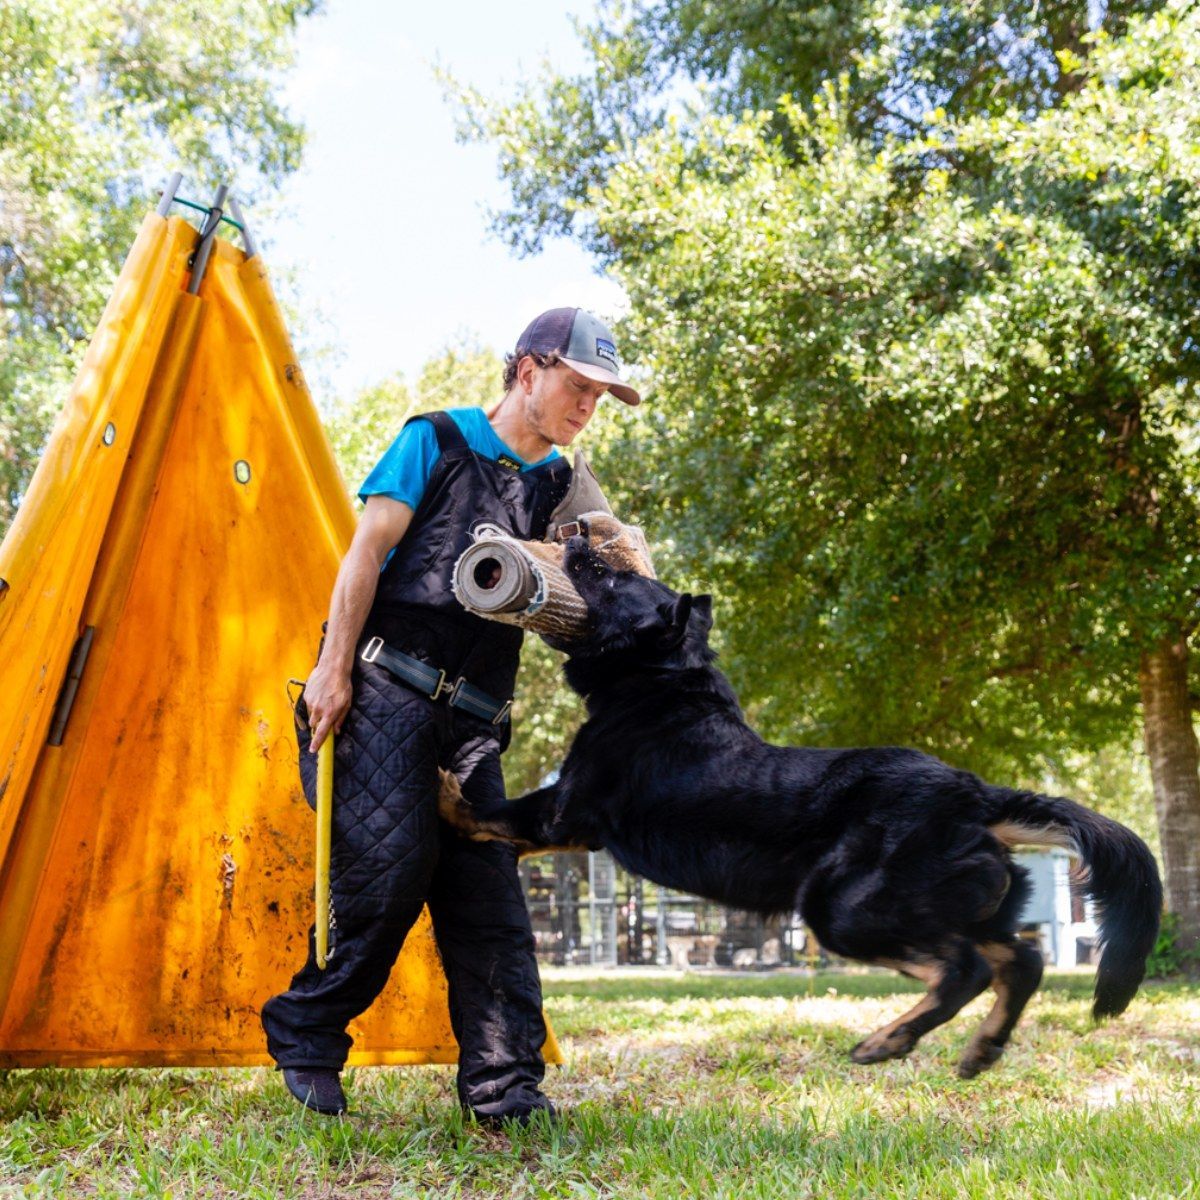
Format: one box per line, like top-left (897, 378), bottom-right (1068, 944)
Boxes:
top-left (324, 374), bottom-right (418, 495)
top-left (449, 0), bottom-right (1161, 257)
top-left (323, 341), bottom-right (503, 494)
top-left (0, 0), bottom-right (319, 532)
top-left (456, 1), bottom-right (1200, 949)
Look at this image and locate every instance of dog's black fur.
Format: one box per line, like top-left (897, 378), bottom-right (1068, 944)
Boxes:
top-left (441, 537), bottom-right (1163, 1077)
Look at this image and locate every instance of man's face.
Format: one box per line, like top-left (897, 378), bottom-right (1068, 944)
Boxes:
top-left (524, 360), bottom-right (608, 446)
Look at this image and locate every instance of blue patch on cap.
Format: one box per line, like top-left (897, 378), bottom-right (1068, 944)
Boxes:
top-left (595, 337), bottom-right (618, 369)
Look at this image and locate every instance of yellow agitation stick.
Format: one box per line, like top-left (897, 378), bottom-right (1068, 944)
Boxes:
top-left (315, 734), bottom-right (333, 969)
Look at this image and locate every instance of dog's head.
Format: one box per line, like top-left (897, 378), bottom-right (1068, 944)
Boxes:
top-left (547, 535), bottom-right (713, 663)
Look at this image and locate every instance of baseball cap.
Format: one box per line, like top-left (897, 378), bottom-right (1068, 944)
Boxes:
top-left (513, 307), bottom-right (641, 406)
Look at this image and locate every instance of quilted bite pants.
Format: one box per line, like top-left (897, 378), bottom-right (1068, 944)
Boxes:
top-left (260, 652), bottom-right (549, 1120)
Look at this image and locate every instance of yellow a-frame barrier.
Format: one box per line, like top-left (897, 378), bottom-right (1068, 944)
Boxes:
top-left (0, 184), bottom-right (561, 1067)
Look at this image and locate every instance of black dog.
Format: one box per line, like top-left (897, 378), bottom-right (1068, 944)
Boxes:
top-left (441, 536), bottom-right (1163, 1078)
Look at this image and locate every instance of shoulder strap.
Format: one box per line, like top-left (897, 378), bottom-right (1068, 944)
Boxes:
top-left (403, 410), bottom-right (468, 454)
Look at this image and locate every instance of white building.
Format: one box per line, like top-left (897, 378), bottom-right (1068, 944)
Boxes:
top-left (1015, 849), bottom-right (1098, 968)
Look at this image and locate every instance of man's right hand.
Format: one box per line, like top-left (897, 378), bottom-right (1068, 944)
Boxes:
top-left (305, 659), bottom-right (354, 754)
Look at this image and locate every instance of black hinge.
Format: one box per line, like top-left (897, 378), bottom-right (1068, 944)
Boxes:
top-left (47, 626), bottom-right (96, 746)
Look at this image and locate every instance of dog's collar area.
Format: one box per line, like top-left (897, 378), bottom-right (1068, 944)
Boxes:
top-left (573, 638), bottom-right (701, 675)
top-left (553, 518), bottom-right (587, 542)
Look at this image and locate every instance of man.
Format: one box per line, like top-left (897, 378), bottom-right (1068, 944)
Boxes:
top-left (261, 307), bottom-right (640, 1123)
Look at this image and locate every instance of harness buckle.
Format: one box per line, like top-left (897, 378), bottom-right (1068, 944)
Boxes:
top-left (361, 636), bottom-right (384, 664)
top-left (430, 669), bottom-right (452, 701)
top-left (492, 699), bottom-right (513, 726)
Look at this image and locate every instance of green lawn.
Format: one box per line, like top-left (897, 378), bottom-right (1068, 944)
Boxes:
top-left (2, 969), bottom-right (1198, 1198)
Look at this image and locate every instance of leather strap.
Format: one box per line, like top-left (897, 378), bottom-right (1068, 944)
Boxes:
top-left (360, 637), bottom-right (512, 725)
top-left (423, 410), bottom-right (469, 454)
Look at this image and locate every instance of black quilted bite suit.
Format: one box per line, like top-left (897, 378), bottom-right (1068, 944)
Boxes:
top-left (261, 411), bottom-right (572, 1120)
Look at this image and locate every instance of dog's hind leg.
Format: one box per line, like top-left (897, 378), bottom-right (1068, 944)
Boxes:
top-left (956, 938), bottom-right (1044, 1079)
top-left (849, 938), bottom-right (993, 1065)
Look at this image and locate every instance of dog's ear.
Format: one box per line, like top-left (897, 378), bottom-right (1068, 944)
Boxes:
top-left (691, 593), bottom-right (714, 636)
top-left (652, 592), bottom-right (694, 650)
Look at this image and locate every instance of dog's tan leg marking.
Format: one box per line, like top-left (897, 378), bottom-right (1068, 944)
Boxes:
top-left (436, 769), bottom-right (493, 840)
top-left (436, 769), bottom-right (533, 845)
top-left (957, 940), bottom-right (1043, 1079)
top-left (849, 959), bottom-right (945, 1064)
top-left (435, 769), bottom-right (587, 856)
top-left (970, 943), bottom-right (1016, 1040)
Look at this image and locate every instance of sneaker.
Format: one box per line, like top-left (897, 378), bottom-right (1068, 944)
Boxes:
top-left (281, 1067), bottom-right (347, 1115)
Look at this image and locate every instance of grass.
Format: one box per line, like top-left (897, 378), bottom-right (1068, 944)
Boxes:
top-left (2, 969), bottom-right (1198, 1198)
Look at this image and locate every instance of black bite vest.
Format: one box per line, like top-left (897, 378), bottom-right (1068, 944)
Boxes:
top-left (363, 410), bottom-right (572, 701)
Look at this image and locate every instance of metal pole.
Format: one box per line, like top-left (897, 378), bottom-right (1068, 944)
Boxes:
top-left (157, 172), bottom-right (183, 217)
top-left (656, 886), bottom-right (668, 966)
top-left (606, 877), bottom-right (617, 967)
top-left (226, 196), bottom-right (257, 259)
top-left (186, 183), bottom-right (229, 296)
top-left (588, 853), bottom-right (597, 965)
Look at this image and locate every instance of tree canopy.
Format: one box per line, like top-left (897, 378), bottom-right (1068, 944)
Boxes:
top-left (511, 5), bottom-right (1198, 772)
top-left (451, 0), bottom-right (1163, 256)
top-left (0, 0), bottom-right (318, 530)
top-left (455, 0), bottom-right (1200, 945)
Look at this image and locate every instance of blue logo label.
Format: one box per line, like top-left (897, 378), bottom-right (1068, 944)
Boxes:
top-left (595, 337), bottom-right (618, 369)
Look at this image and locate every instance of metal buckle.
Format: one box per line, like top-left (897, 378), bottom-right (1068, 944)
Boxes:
top-left (430, 669), bottom-right (453, 701)
top-left (361, 636), bottom-right (384, 664)
top-left (492, 699), bottom-right (513, 726)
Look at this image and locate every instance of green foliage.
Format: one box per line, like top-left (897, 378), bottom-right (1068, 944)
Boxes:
top-left (323, 374), bottom-right (418, 494)
top-left (1146, 910), bottom-right (1200, 978)
top-left (0, 0), bottom-right (318, 530)
top-left (450, 0), bottom-right (1163, 255)
top-left (454, 2), bottom-right (1200, 784)
top-left (443, 3), bottom-right (665, 256)
top-left (323, 341), bottom-right (505, 494)
top-left (505, 634), bottom-right (588, 794)
top-left (413, 340), bottom-right (501, 415)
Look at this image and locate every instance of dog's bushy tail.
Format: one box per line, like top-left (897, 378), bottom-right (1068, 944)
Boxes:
top-left (985, 786), bottom-right (1162, 1018)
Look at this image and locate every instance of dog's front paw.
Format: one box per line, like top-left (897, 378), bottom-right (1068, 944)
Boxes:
top-left (437, 769), bottom-right (473, 832)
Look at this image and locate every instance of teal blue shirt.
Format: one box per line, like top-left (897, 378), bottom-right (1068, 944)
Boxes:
top-left (358, 407), bottom-right (561, 510)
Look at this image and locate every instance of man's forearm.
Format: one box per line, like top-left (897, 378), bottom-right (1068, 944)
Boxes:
top-left (320, 547), bottom-right (384, 676)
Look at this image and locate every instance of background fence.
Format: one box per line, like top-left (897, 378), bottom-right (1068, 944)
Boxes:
top-left (518, 849), bottom-right (1096, 970)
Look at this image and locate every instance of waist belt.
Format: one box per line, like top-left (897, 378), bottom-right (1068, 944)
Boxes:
top-left (360, 636), bottom-right (512, 725)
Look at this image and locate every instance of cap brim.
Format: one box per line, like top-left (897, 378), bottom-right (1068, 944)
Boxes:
top-left (559, 356), bottom-right (641, 406)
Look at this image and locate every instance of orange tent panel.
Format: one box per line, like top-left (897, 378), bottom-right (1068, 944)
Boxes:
top-left (0, 210), bottom-right (562, 1067)
top-left (0, 214), bottom-right (193, 867)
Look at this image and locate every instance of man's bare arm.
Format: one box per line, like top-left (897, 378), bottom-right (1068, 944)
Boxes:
top-left (305, 496), bottom-right (413, 752)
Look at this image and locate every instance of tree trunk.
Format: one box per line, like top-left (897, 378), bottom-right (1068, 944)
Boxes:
top-left (1139, 635), bottom-right (1200, 956)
